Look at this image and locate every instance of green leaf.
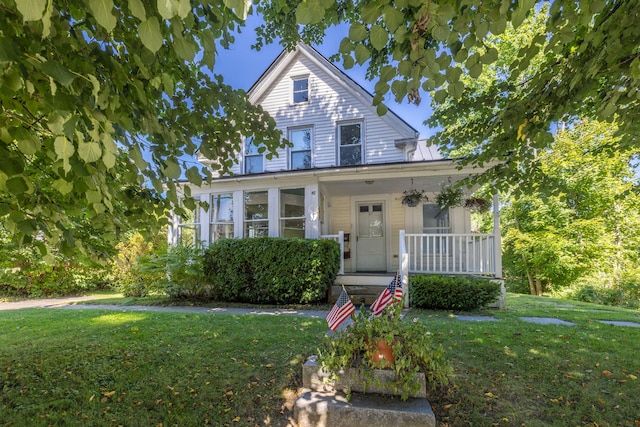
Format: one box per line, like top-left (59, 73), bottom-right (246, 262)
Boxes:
top-left (130, 145), bottom-right (149, 170)
top-left (354, 44), bottom-right (371, 65)
top-left (481, 47), bottom-right (499, 65)
top-left (376, 103), bottom-right (388, 116)
top-left (383, 7), bottom-right (404, 32)
top-left (164, 158), bottom-right (181, 179)
top-left (186, 166), bottom-right (202, 186)
top-left (86, 189), bottom-right (101, 203)
top-left (361, 2), bottom-right (379, 24)
top-left (295, 0), bottom-right (325, 25)
top-left (88, 0), bottom-right (116, 32)
top-left (6, 176), bottom-right (29, 194)
top-left (448, 81), bottom-right (464, 98)
top-left (343, 54), bottom-right (354, 69)
top-left (139, 17), bottom-right (163, 53)
top-left (17, 137), bottom-right (39, 156)
top-left (369, 25), bottom-right (388, 51)
top-left (223, 0), bottom-right (251, 20)
top-left (348, 23), bottom-right (368, 42)
top-left (432, 24), bottom-right (449, 41)
top-left (78, 141), bottom-right (102, 163)
top-left (40, 61), bottom-right (75, 87)
top-left (54, 136), bottom-right (74, 160)
top-left (128, 0), bottom-right (146, 20)
top-left (174, 36), bottom-right (196, 61)
top-left (16, 0), bottom-right (47, 21)
top-left (52, 178), bottom-right (73, 195)
top-left (157, 0), bottom-right (177, 20)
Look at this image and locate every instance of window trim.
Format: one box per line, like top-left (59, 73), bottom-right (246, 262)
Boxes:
top-left (243, 190), bottom-right (269, 238)
top-left (291, 75), bottom-right (310, 104)
top-left (288, 126), bottom-right (313, 170)
top-left (337, 120), bottom-right (364, 166)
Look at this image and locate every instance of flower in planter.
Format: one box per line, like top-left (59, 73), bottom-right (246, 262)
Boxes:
top-left (317, 299), bottom-right (452, 400)
top-left (401, 188), bottom-right (428, 207)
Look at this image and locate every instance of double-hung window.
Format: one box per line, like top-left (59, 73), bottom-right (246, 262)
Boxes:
top-left (338, 122), bottom-right (363, 166)
top-left (280, 188), bottom-right (305, 238)
top-left (210, 193), bottom-right (234, 242)
top-left (244, 191), bottom-right (268, 238)
top-left (292, 77), bottom-right (309, 103)
top-left (289, 128), bottom-right (312, 169)
top-left (245, 136), bottom-right (264, 174)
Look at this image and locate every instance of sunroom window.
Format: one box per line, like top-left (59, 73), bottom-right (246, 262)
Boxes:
top-left (280, 188), bottom-right (305, 238)
top-left (210, 193), bottom-right (234, 242)
top-left (244, 191), bottom-right (268, 238)
top-left (177, 197), bottom-right (201, 247)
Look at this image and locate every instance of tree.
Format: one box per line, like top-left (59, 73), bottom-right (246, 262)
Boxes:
top-left (501, 119), bottom-right (640, 295)
top-left (1, 0), bottom-right (281, 251)
top-left (256, 0), bottom-right (640, 189)
top-left (3, 0), bottom-right (640, 252)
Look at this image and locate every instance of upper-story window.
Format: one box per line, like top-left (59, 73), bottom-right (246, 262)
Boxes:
top-left (338, 122), bottom-right (363, 166)
top-left (244, 136), bottom-right (264, 174)
top-left (289, 127), bottom-right (312, 169)
top-left (292, 77), bottom-right (309, 103)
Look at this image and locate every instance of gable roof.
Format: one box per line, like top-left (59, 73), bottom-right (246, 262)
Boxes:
top-left (247, 43), bottom-right (419, 139)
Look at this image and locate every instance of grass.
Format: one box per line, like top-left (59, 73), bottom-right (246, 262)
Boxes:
top-left (1, 293), bottom-right (639, 426)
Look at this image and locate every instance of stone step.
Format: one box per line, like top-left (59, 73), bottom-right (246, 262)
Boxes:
top-left (294, 390), bottom-right (436, 427)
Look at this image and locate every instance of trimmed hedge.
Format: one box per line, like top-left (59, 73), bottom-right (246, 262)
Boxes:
top-left (203, 237), bottom-right (340, 304)
top-left (410, 274), bottom-right (501, 311)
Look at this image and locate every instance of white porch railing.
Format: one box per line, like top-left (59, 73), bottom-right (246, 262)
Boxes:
top-left (320, 230), bottom-right (344, 275)
top-left (403, 231), bottom-right (497, 275)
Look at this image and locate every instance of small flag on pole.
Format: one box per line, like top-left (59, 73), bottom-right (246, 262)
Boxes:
top-left (370, 273), bottom-right (400, 316)
top-left (393, 271), bottom-right (403, 302)
top-left (327, 288), bottom-right (355, 331)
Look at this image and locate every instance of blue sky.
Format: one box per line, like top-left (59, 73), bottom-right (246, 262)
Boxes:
top-left (212, 15), bottom-right (436, 140)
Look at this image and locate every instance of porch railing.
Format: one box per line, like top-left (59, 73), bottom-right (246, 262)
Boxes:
top-left (320, 230), bottom-right (344, 275)
top-left (403, 231), bottom-right (496, 275)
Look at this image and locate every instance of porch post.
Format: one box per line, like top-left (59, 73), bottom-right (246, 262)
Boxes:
top-left (399, 229), bottom-right (410, 308)
top-left (492, 193), bottom-right (503, 279)
top-left (338, 230), bottom-right (345, 275)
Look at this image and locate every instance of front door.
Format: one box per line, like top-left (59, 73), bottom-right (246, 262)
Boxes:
top-left (356, 202), bottom-right (386, 271)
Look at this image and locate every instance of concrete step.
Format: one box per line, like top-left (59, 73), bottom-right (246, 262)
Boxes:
top-left (294, 390), bottom-right (436, 427)
top-left (330, 274), bottom-right (395, 304)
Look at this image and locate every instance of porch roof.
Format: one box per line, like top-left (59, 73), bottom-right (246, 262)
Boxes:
top-left (196, 159), bottom-right (491, 197)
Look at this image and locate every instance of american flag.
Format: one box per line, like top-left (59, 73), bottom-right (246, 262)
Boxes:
top-left (327, 288), bottom-right (355, 331)
top-left (393, 271), bottom-right (403, 302)
top-left (371, 273), bottom-right (400, 317)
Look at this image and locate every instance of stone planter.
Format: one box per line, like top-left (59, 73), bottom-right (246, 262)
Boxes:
top-left (302, 355), bottom-right (426, 398)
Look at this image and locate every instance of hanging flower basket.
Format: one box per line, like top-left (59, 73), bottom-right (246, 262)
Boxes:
top-left (401, 189), bottom-right (427, 207)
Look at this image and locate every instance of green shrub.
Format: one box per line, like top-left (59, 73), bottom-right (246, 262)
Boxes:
top-left (110, 232), bottom-right (167, 297)
top-left (203, 238), bottom-right (340, 304)
top-left (410, 274), bottom-right (501, 311)
top-left (137, 245), bottom-right (208, 300)
top-left (0, 247), bottom-right (110, 297)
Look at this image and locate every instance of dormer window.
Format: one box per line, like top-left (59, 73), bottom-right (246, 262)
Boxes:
top-left (244, 136), bottom-right (264, 174)
top-left (292, 77), bottom-right (309, 103)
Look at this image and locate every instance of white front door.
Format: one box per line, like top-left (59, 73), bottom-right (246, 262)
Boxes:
top-left (356, 202), bottom-right (386, 271)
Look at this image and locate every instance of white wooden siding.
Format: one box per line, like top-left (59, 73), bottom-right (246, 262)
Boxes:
top-left (231, 52), bottom-right (413, 175)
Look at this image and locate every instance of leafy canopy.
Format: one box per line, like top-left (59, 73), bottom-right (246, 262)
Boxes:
top-left (256, 0), bottom-right (640, 189)
top-left (3, 0), bottom-right (639, 252)
top-left (1, 0), bottom-right (280, 252)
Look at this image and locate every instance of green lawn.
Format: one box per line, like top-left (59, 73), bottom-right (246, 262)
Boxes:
top-left (1, 294), bottom-right (639, 426)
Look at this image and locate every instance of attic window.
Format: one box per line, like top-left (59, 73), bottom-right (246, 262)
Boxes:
top-left (293, 78), bottom-right (309, 103)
